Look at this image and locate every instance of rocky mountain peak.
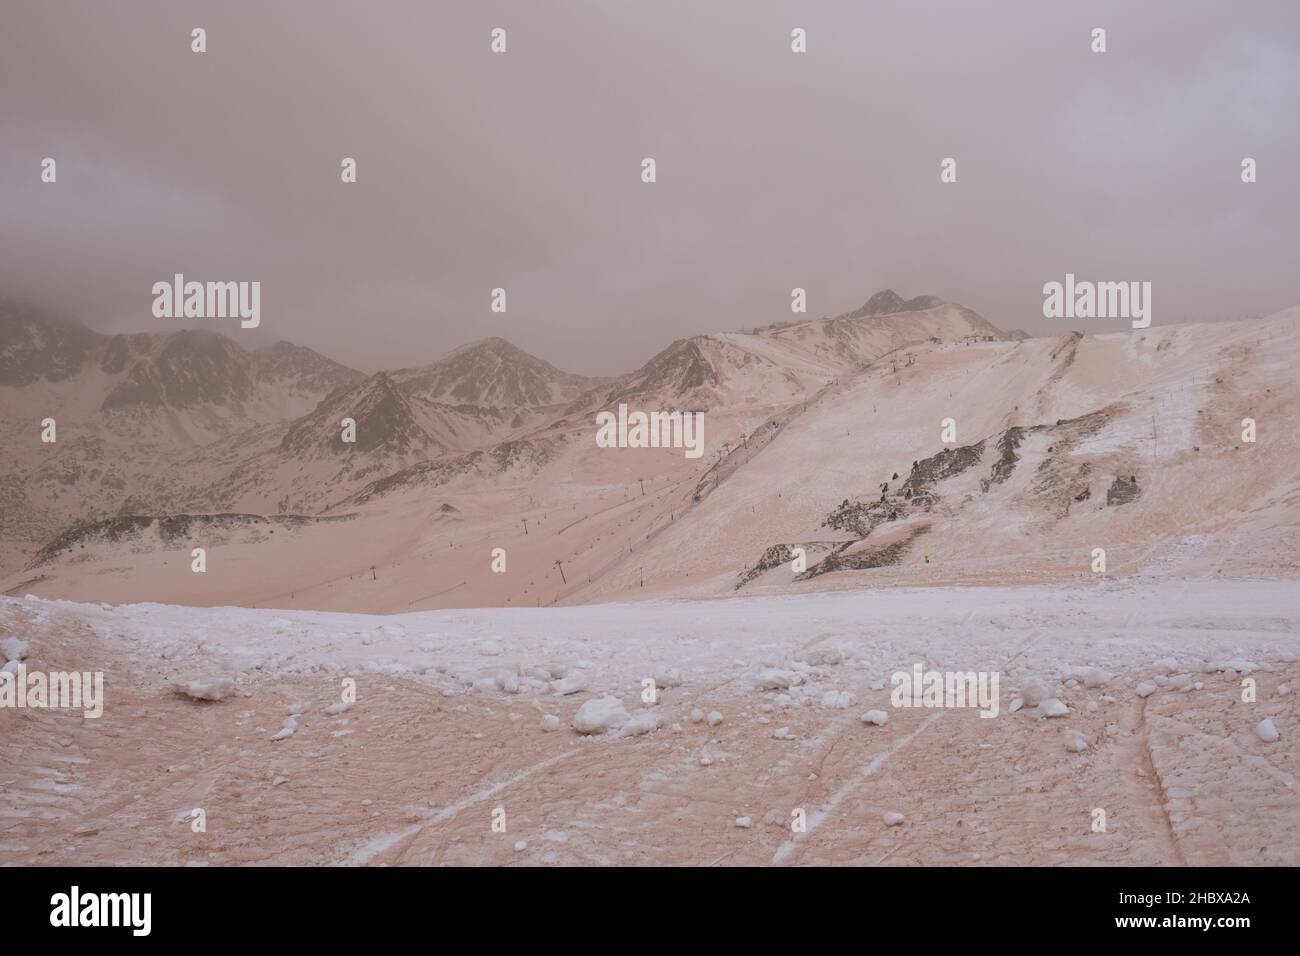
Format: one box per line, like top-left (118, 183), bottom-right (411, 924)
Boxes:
top-left (394, 336), bottom-right (594, 408)
top-left (278, 371), bottom-right (437, 456)
top-left (851, 290), bottom-right (946, 318)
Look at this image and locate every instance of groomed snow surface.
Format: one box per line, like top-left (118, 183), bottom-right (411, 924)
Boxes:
top-left (0, 579), bottom-right (1296, 866)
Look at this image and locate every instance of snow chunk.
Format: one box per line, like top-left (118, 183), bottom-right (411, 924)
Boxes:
top-left (757, 668), bottom-right (797, 690)
top-left (653, 666), bottom-right (683, 688)
top-left (175, 677), bottom-right (236, 702)
top-left (1257, 718), bottom-right (1279, 743)
top-left (883, 811), bottom-right (905, 827)
top-left (735, 816), bottom-right (752, 828)
top-left (496, 672), bottom-right (520, 694)
top-left (1209, 659), bottom-right (1259, 674)
top-left (1063, 730), bottom-right (1089, 753)
top-left (1064, 665), bottom-right (1112, 688)
top-left (707, 710), bottom-right (724, 727)
top-left (1037, 698), bottom-right (1069, 718)
top-left (1, 638), bottom-right (30, 661)
top-left (1020, 679), bottom-right (1051, 707)
top-left (478, 640), bottom-right (503, 656)
top-left (1135, 681), bottom-right (1157, 698)
top-left (271, 717), bottom-right (297, 741)
top-left (821, 690), bottom-right (853, 709)
top-left (807, 646), bottom-right (845, 666)
top-left (860, 709), bottom-right (890, 726)
top-left (573, 696), bottom-right (629, 734)
top-left (550, 673), bottom-right (587, 696)
top-left (1151, 657), bottom-right (1179, 675)
top-left (541, 714), bottom-right (561, 732)
top-left (621, 710), bottom-right (660, 737)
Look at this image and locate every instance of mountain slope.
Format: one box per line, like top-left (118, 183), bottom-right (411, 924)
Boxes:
top-left (592, 291), bottom-right (1009, 411)
top-left (392, 337), bottom-right (600, 409)
top-left (5, 294), bottom-right (1297, 611)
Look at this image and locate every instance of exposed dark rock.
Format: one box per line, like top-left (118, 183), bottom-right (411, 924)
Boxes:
top-left (902, 440), bottom-right (986, 497)
top-left (734, 543), bottom-right (797, 589)
top-left (982, 427), bottom-right (1026, 490)
top-left (803, 526), bottom-right (930, 578)
top-left (823, 499), bottom-right (890, 537)
top-left (28, 512), bottom-right (355, 568)
top-left (1106, 475), bottom-right (1141, 506)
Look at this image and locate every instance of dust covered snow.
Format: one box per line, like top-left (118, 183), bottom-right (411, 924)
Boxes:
top-left (0, 578), bottom-right (1295, 866)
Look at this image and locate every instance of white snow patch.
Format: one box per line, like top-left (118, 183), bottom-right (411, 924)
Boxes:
top-left (1037, 698), bottom-right (1069, 717)
top-left (573, 696), bottom-right (629, 734)
top-left (550, 673), bottom-right (587, 696)
top-left (757, 668), bottom-right (797, 690)
top-left (175, 677), bottom-right (236, 702)
top-left (620, 710), bottom-right (660, 737)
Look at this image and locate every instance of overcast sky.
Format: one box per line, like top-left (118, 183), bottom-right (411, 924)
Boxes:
top-left (1, 0), bottom-right (1296, 375)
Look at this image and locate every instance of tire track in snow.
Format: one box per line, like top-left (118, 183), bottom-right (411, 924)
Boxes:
top-left (1133, 697), bottom-right (1188, 865)
top-left (769, 630), bottom-right (1040, 866)
top-left (771, 710), bottom-right (945, 865)
top-left (346, 748), bottom-right (576, 865)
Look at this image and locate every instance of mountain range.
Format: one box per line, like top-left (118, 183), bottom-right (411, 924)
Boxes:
top-left (2, 290), bottom-right (1296, 611)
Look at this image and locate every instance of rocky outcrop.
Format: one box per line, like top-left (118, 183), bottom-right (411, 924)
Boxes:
top-left (1106, 475), bottom-right (1141, 506)
top-left (392, 337), bottom-right (597, 409)
top-left (849, 290), bottom-right (946, 318)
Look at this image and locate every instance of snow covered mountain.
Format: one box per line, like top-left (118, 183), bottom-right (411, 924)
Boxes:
top-left (1, 299), bottom-right (365, 435)
top-left (592, 291), bottom-right (1008, 411)
top-left (4, 291), bottom-right (1298, 615)
top-left (392, 336), bottom-right (602, 409)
